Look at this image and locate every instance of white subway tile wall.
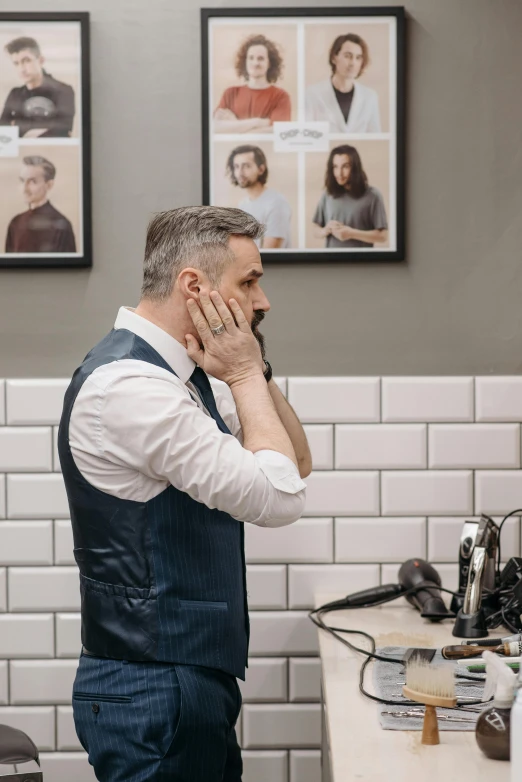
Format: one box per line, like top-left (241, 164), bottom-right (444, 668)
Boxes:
top-left (290, 749), bottom-right (322, 782)
top-left (0, 381), bottom-right (5, 426)
top-left (55, 613), bottom-right (81, 658)
top-left (0, 427), bottom-right (53, 472)
top-left (288, 377), bottom-right (380, 423)
top-left (475, 377), bottom-right (522, 422)
top-left (0, 661), bottom-right (7, 705)
top-left (5, 379), bottom-right (69, 425)
top-left (1, 375), bottom-right (521, 782)
top-left (239, 658), bottom-right (288, 702)
top-left (382, 377), bottom-right (474, 423)
top-left (0, 706), bottom-right (55, 750)
top-left (289, 658), bottom-right (321, 702)
top-left (0, 568), bottom-right (5, 612)
top-left (302, 424), bottom-right (334, 470)
top-left (247, 565), bottom-right (287, 610)
top-left (0, 521), bottom-right (53, 566)
top-left (0, 474), bottom-right (5, 519)
top-left (335, 424), bottom-right (427, 469)
top-left (7, 474), bottom-right (69, 519)
top-left (57, 706), bottom-right (83, 751)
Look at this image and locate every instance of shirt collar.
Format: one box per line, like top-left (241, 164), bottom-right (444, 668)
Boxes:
top-left (114, 306), bottom-right (195, 384)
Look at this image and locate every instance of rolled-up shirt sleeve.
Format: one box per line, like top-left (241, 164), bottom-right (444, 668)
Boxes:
top-left (72, 366), bottom-right (306, 527)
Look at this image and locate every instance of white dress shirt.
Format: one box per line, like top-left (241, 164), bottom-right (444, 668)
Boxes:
top-left (69, 307), bottom-right (307, 527)
top-left (305, 80), bottom-right (381, 133)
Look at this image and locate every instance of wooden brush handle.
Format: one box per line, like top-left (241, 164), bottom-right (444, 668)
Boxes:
top-left (422, 705), bottom-right (440, 745)
top-left (441, 644), bottom-right (501, 660)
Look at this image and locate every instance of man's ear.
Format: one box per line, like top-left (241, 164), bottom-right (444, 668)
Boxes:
top-left (47, 179), bottom-right (55, 193)
top-left (178, 267), bottom-right (204, 300)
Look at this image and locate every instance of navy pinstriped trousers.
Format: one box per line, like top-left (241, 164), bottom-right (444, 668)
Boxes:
top-left (72, 653), bottom-right (243, 781)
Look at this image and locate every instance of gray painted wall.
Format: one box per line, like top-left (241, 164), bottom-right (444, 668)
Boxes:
top-left (1, 0), bottom-right (521, 377)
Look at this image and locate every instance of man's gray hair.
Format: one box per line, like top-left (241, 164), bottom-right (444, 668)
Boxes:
top-left (141, 205), bottom-right (264, 301)
top-left (23, 155), bottom-right (56, 182)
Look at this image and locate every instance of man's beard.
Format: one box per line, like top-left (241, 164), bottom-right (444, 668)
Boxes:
top-left (251, 310), bottom-right (266, 359)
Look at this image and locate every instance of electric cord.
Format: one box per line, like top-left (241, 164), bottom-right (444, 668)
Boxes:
top-left (496, 508), bottom-right (522, 578)
top-left (309, 508), bottom-right (522, 710)
top-left (500, 604), bottom-right (520, 634)
top-left (310, 582), bottom-right (489, 708)
top-left (316, 582), bottom-right (460, 615)
top-left (311, 606), bottom-right (488, 708)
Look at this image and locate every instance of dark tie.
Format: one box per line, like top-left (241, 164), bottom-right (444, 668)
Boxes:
top-left (189, 366), bottom-right (229, 434)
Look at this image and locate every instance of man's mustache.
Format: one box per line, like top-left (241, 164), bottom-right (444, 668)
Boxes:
top-left (252, 310), bottom-right (265, 330)
top-left (251, 310), bottom-right (266, 358)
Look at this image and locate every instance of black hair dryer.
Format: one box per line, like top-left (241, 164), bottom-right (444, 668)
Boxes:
top-left (398, 559), bottom-right (455, 622)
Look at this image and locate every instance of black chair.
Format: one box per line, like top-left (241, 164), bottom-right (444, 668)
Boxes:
top-left (0, 724), bottom-right (42, 781)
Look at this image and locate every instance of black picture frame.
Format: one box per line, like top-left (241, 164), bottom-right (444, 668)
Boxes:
top-left (0, 11), bottom-right (91, 269)
top-left (201, 6), bottom-right (405, 263)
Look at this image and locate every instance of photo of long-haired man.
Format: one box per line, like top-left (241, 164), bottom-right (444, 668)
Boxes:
top-left (307, 141), bottom-right (390, 250)
top-left (210, 25), bottom-right (297, 134)
top-left (304, 22), bottom-right (390, 134)
top-left (212, 140), bottom-right (297, 249)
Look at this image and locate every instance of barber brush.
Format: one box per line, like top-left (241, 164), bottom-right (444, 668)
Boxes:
top-left (441, 640), bottom-right (522, 660)
top-left (402, 659), bottom-right (457, 745)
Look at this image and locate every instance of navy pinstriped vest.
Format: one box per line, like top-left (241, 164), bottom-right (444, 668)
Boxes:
top-left (58, 328), bottom-right (249, 679)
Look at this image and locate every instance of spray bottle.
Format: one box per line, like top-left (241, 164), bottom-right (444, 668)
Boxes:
top-left (512, 664), bottom-right (522, 781)
top-left (475, 651), bottom-right (517, 761)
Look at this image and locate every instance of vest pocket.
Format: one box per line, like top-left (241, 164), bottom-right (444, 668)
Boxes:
top-left (179, 599), bottom-right (227, 610)
top-left (73, 692), bottom-right (133, 703)
top-left (79, 573), bottom-right (158, 660)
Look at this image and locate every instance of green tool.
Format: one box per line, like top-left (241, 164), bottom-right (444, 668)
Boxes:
top-left (466, 662), bottom-right (520, 673)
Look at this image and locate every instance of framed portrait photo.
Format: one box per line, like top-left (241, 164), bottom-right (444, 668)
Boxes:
top-left (202, 6), bottom-right (405, 263)
top-left (0, 12), bottom-right (91, 268)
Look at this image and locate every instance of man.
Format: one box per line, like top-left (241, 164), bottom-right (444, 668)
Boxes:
top-left (0, 36), bottom-right (75, 137)
top-left (213, 34), bottom-right (291, 133)
top-left (58, 206), bottom-right (311, 781)
top-left (227, 144), bottom-right (292, 249)
top-left (313, 144), bottom-right (388, 248)
top-left (5, 155), bottom-right (76, 253)
top-left (305, 33), bottom-right (381, 133)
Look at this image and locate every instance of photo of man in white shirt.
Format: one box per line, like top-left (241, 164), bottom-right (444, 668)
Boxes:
top-left (305, 32), bottom-right (381, 133)
top-left (227, 144), bottom-right (293, 249)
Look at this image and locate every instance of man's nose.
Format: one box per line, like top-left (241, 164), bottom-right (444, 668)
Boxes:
top-left (255, 288), bottom-right (271, 313)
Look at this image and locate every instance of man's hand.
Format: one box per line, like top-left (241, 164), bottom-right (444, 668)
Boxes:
top-left (330, 221), bottom-right (353, 241)
top-left (23, 128), bottom-right (47, 138)
top-left (214, 108), bottom-right (237, 120)
top-left (186, 291), bottom-right (263, 387)
top-left (318, 220), bottom-right (338, 238)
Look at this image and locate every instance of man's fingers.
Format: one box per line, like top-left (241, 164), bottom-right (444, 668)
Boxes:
top-left (199, 292), bottom-right (225, 333)
top-left (187, 299), bottom-right (212, 341)
top-left (228, 299), bottom-right (251, 332)
top-left (185, 334), bottom-right (204, 365)
top-left (210, 291), bottom-right (236, 334)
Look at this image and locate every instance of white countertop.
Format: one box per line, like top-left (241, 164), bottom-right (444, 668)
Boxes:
top-left (316, 597), bottom-right (511, 782)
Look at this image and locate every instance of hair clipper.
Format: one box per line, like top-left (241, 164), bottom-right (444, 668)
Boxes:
top-left (452, 515), bottom-right (499, 638)
top-left (450, 519), bottom-right (483, 615)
